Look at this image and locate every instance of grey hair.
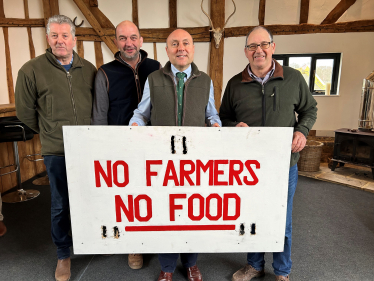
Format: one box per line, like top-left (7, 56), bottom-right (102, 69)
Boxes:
top-left (245, 26), bottom-right (273, 46)
top-left (46, 15), bottom-right (76, 37)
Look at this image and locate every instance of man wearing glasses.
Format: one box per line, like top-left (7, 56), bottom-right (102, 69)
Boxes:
top-left (220, 26), bottom-right (317, 281)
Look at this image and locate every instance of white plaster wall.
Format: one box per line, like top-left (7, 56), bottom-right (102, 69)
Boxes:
top-left (3, 0), bottom-right (25, 18)
top-left (8, 28), bottom-right (31, 93)
top-left (97, 0), bottom-right (132, 27)
top-left (28, 0), bottom-right (44, 18)
top-left (138, 0), bottom-right (168, 28)
top-left (338, 0), bottom-right (374, 22)
top-left (224, 0), bottom-right (259, 27)
top-left (265, 0), bottom-right (300, 25)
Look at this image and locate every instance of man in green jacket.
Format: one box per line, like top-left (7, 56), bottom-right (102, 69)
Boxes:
top-left (15, 15), bottom-right (96, 281)
top-left (220, 26), bottom-right (317, 281)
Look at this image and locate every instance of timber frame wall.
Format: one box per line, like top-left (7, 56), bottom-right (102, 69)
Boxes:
top-left (0, 0), bottom-right (374, 192)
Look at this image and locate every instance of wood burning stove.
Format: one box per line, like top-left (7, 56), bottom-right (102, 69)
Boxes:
top-left (331, 128), bottom-right (374, 178)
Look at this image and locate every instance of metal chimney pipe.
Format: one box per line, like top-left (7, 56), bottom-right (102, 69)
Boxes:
top-left (358, 78), bottom-right (374, 131)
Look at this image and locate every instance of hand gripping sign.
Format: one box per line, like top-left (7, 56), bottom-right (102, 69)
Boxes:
top-left (63, 126), bottom-right (292, 254)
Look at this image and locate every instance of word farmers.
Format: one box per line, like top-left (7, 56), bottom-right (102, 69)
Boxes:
top-left (94, 159), bottom-right (261, 188)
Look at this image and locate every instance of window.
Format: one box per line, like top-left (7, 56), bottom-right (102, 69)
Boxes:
top-left (273, 53), bottom-right (341, 95)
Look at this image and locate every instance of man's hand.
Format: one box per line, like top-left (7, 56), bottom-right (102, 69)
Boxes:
top-left (235, 122), bottom-right (249, 127)
top-left (212, 123), bottom-right (220, 127)
top-left (131, 123), bottom-right (138, 126)
top-left (292, 131), bottom-right (306, 153)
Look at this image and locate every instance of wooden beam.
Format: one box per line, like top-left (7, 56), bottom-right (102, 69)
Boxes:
top-left (89, 0), bottom-right (98, 7)
top-left (76, 26), bottom-right (211, 42)
top-left (49, 0), bottom-right (59, 16)
top-left (3, 28), bottom-right (15, 103)
top-left (153, 42), bottom-right (157, 61)
top-left (141, 27), bottom-right (210, 42)
top-left (24, 0), bottom-right (36, 59)
top-left (258, 0), bottom-right (266, 25)
top-left (169, 0), bottom-right (177, 28)
top-left (0, 18), bottom-right (45, 27)
top-left (42, 0), bottom-right (52, 27)
top-left (299, 0), bottom-right (310, 24)
top-left (94, 41), bottom-right (103, 68)
top-left (209, 0), bottom-right (225, 110)
top-left (224, 20), bottom-right (374, 37)
top-left (72, 0), bottom-right (117, 53)
top-left (77, 40), bottom-right (84, 58)
top-left (132, 0), bottom-right (139, 27)
top-left (321, 0), bottom-right (356, 25)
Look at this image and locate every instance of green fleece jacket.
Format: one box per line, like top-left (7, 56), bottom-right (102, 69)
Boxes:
top-left (15, 48), bottom-right (97, 156)
top-left (219, 60), bottom-right (317, 167)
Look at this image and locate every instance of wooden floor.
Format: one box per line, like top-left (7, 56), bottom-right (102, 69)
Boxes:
top-left (299, 162), bottom-right (374, 193)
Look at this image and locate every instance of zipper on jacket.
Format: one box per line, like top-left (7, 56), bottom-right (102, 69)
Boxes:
top-left (273, 87), bottom-right (277, 111)
top-left (261, 84), bottom-right (266, 126)
top-left (67, 72), bottom-right (78, 125)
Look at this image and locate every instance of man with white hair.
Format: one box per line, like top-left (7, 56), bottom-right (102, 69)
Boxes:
top-left (15, 15), bottom-right (96, 281)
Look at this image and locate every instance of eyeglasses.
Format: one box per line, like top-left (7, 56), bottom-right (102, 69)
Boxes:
top-left (245, 42), bottom-right (273, 51)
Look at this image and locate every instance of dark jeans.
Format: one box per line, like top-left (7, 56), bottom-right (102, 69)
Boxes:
top-left (44, 155), bottom-right (72, 260)
top-left (158, 253), bottom-right (198, 273)
top-left (247, 164), bottom-right (298, 276)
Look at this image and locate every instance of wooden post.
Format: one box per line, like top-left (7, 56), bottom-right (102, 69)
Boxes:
top-left (299, 0), bottom-right (310, 24)
top-left (258, 0), bottom-right (266, 25)
top-left (169, 0), bottom-right (177, 29)
top-left (132, 0), bottom-right (139, 27)
top-left (49, 0), bottom-right (59, 16)
top-left (24, 0), bottom-right (36, 59)
top-left (153, 42), bottom-right (157, 61)
top-left (94, 41), bottom-right (103, 68)
top-left (42, 0), bottom-right (52, 27)
top-left (77, 40), bottom-right (84, 58)
top-left (209, 0), bottom-right (225, 110)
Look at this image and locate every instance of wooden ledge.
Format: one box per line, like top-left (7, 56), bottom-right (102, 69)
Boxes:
top-left (0, 103), bottom-right (16, 114)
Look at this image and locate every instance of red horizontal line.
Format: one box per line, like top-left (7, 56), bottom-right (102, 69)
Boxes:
top-left (125, 225), bottom-right (236, 232)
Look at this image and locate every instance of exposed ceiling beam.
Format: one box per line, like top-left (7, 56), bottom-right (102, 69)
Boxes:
top-left (0, 18), bottom-right (45, 27)
top-left (76, 26), bottom-right (211, 42)
top-left (224, 20), bottom-right (374, 37)
top-left (299, 0), bottom-right (310, 24)
top-left (321, 0), bottom-right (356, 25)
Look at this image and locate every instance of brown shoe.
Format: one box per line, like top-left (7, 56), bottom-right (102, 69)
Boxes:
top-left (55, 257), bottom-right (71, 281)
top-left (128, 253), bottom-right (143, 269)
top-left (157, 271), bottom-right (173, 281)
top-left (0, 221), bottom-right (7, 237)
top-left (232, 264), bottom-right (265, 281)
top-left (275, 275), bottom-right (289, 281)
top-left (186, 265), bottom-right (202, 281)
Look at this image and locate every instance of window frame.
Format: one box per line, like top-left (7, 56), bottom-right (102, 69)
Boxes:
top-left (273, 53), bottom-right (341, 96)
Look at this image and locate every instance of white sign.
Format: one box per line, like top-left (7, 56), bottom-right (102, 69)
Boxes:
top-left (63, 126), bottom-right (293, 254)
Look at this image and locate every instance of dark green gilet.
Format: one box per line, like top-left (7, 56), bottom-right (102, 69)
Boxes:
top-left (148, 62), bottom-right (211, 126)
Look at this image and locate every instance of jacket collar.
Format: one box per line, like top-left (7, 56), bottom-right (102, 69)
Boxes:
top-left (241, 59), bottom-right (283, 83)
top-left (162, 62), bottom-right (201, 79)
top-left (45, 48), bottom-right (84, 69)
top-left (114, 49), bottom-right (148, 66)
